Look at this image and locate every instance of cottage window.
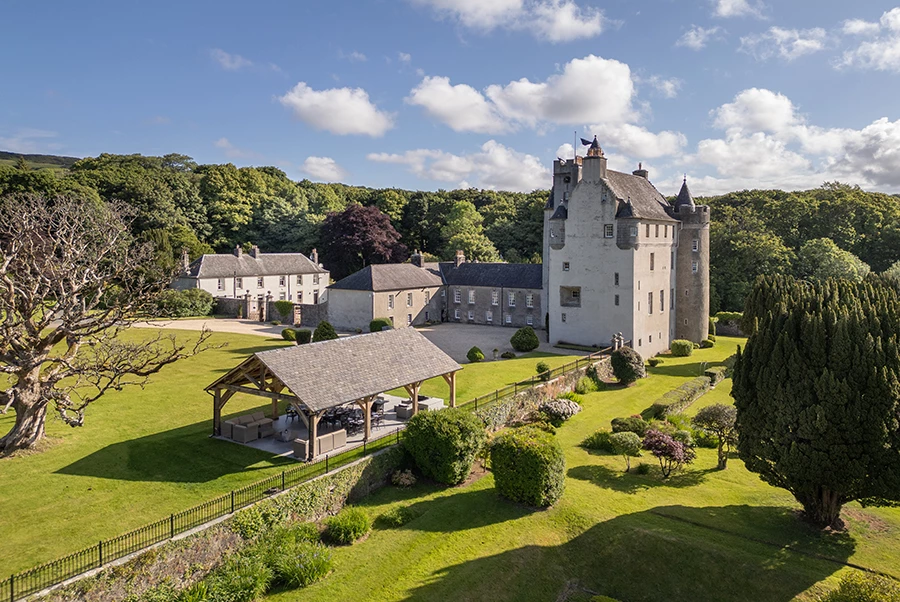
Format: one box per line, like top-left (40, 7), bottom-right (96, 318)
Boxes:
top-left (505, 314), bottom-right (512, 324)
top-left (467, 310), bottom-right (475, 321)
top-left (388, 294), bottom-right (394, 310)
top-left (468, 290), bottom-right (475, 304)
top-left (257, 277), bottom-right (264, 288)
top-left (526, 315), bottom-right (533, 326)
top-left (454, 309), bottom-right (460, 320)
top-left (614, 294), bottom-right (620, 306)
top-left (492, 290), bottom-right (499, 305)
top-left (526, 293), bottom-right (534, 308)
top-left (313, 274), bottom-right (320, 285)
top-left (454, 289), bottom-right (461, 304)
top-left (407, 292), bottom-right (413, 307)
top-left (296, 275), bottom-right (303, 285)
top-left (297, 291), bottom-right (303, 303)
top-left (279, 292), bottom-right (286, 301)
top-left (604, 224), bottom-right (614, 238)
top-left (279, 276), bottom-right (286, 287)
top-left (614, 272), bottom-right (619, 286)
top-left (486, 310), bottom-right (493, 323)
top-left (217, 278), bottom-right (225, 291)
top-left (236, 277), bottom-right (243, 289)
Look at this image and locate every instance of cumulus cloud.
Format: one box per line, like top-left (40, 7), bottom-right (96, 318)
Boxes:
top-left (596, 124), bottom-right (688, 159)
top-left (838, 8), bottom-right (900, 72)
top-left (368, 140), bottom-right (549, 191)
top-left (712, 88), bottom-right (800, 133)
top-left (712, 0), bottom-right (765, 19)
top-left (406, 76), bottom-right (509, 133)
top-left (278, 83), bottom-right (394, 136)
top-left (645, 75), bottom-right (682, 99)
top-left (0, 128), bottom-right (60, 154)
top-left (410, 0), bottom-right (606, 42)
top-left (210, 48), bottom-right (254, 70)
top-left (301, 156), bottom-right (347, 181)
top-left (739, 27), bottom-right (829, 61)
top-left (676, 25), bottom-right (724, 50)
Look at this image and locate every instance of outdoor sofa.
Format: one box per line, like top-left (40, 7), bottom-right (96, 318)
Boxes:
top-left (292, 428), bottom-right (347, 459)
top-left (222, 411), bottom-right (275, 442)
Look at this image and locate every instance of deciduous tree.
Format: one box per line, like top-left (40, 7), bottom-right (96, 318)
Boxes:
top-left (692, 403), bottom-right (737, 469)
top-left (320, 204), bottom-right (407, 280)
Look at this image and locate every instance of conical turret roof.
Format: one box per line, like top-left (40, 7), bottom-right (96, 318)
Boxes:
top-left (675, 176), bottom-right (695, 210)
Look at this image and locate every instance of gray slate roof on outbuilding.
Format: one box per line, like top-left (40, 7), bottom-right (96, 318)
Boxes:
top-left (439, 262), bottom-right (543, 290)
top-left (605, 170), bottom-right (677, 222)
top-left (252, 328), bottom-right (461, 412)
top-left (328, 263), bottom-right (443, 292)
top-left (185, 253), bottom-right (325, 279)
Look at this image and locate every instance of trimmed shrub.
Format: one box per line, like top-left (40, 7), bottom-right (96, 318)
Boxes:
top-left (574, 375), bottom-right (598, 394)
top-left (281, 328), bottom-right (297, 342)
top-left (500, 351), bottom-right (516, 359)
top-left (647, 358), bottom-right (662, 368)
top-left (692, 428), bottom-right (719, 448)
top-left (635, 462), bottom-right (651, 475)
top-left (692, 342), bottom-right (700, 349)
top-left (539, 398), bottom-right (582, 426)
top-left (273, 541), bottom-right (333, 589)
top-left (295, 329), bottom-right (312, 345)
top-left (510, 326), bottom-right (540, 352)
top-left (610, 347), bottom-right (645, 385)
top-left (609, 431), bottom-right (643, 472)
top-left (647, 376), bottom-right (712, 418)
top-left (154, 288), bottom-right (215, 318)
top-left (324, 507), bottom-right (371, 544)
top-left (206, 554), bottom-right (273, 602)
top-left (376, 505), bottom-right (423, 528)
top-left (490, 426), bottom-right (566, 507)
top-left (274, 300), bottom-right (294, 321)
top-left (370, 317), bottom-right (393, 332)
top-left (312, 321), bottom-right (338, 342)
top-left (536, 360), bottom-right (551, 381)
top-left (817, 571), bottom-right (900, 602)
top-left (715, 311), bottom-right (743, 323)
top-left (467, 346), bottom-right (485, 363)
top-left (700, 339), bottom-right (715, 348)
top-left (611, 416), bottom-right (650, 437)
top-left (581, 430), bottom-right (615, 452)
top-left (670, 340), bottom-right (694, 356)
top-left (403, 408), bottom-right (487, 485)
top-left (704, 366), bottom-right (727, 386)
top-left (709, 316), bottom-right (718, 336)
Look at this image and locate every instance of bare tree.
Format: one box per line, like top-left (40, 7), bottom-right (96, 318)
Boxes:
top-left (0, 194), bottom-right (211, 455)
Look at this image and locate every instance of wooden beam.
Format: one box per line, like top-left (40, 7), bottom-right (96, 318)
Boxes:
top-left (292, 402), bottom-right (309, 428)
top-left (308, 412), bottom-right (321, 462)
top-left (441, 371), bottom-right (458, 408)
top-left (219, 383), bottom-right (300, 402)
top-left (404, 381), bottom-right (422, 415)
top-left (213, 388), bottom-right (222, 436)
top-left (237, 367), bottom-right (263, 390)
top-left (355, 395), bottom-right (376, 441)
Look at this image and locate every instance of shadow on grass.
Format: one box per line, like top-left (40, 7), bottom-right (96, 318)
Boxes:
top-left (402, 504), bottom-right (856, 602)
top-left (55, 407), bottom-right (294, 483)
top-left (567, 463), bottom-right (715, 493)
top-left (648, 361), bottom-right (724, 378)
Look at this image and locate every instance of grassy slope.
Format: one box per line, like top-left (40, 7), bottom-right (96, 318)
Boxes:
top-left (265, 336), bottom-right (900, 602)
top-left (0, 328), bottom-right (576, 575)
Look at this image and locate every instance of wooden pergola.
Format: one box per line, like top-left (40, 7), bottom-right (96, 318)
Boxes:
top-left (206, 327), bottom-right (462, 461)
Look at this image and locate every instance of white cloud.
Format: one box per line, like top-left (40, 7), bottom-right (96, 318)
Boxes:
top-left (348, 51), bottom-right (367, 62)
top-left (214, 137), bottom-right (258, 159)
top-left (406, 76), bottom-right (509, 133)
top-left (301, 156), bottom-right (347, 181)
top-left (739, 27), bottom-right (828, 61)
top-left (712, 0), bottom-right (765, 19)
top-left (843, 18), bottom-right (880, 36)
top-left (410, 0), bottom-right (606, 42)
top-left (596, 124), bottom-right (688, 159)
top-left (839, 8), bottom-right (900, 72)
top-left (278, 82), bottom-right (394, 137)
top-left (368, 140), bottom-right (549, 192)
top-left (676, 25), bottom-right (724, 50)
top-left (0, 128), bottom-right (60, 154)
top-left (712, 88), bottom-right (800, 133)
top-left (399, 52), bottom-right (412, 63)
top-left (645, 75), bottom-right (682, 99)
top-left (210, 48), bottom-right (253, 70)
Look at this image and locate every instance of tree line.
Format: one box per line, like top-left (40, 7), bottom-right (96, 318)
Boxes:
top-left (2, 154), bottom-right (899, 304)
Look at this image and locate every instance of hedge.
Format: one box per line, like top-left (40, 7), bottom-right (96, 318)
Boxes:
top-left (704, 366), bottom-right (727, 386)
top-left (715, 311), bottom-right (743, 323)
top-left (403, 408), bottom-right (487, 484)
top-left (295, 329), bottom-right (312, 345)
top-left (370, 317), bottom-right (393, 332)
top-left (154, 288), bottom-right (215, 318)
top-left (510, 326), bottom-right (540, 352)
top-left (647, 376), bottom-right (712, 419)
top-left (490, 426), bottom-right (566, 507)
top-left (670, 340), bottom-right (694, 357)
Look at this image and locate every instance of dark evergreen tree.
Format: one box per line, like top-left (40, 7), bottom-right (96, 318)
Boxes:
top-left (732, 274), bottom-right (900, 527)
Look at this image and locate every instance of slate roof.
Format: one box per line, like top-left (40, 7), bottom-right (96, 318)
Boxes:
top-left (604, 170), bottom-right (678, 222)
top-left (674, 178), bottom-right (696, 210)
top-left (439, 262), bottom-right (543, 290)
top-left (184, 253), bottom-right (325, 279)
top-left (328, 263), bottom-right (443, 292)
top-left (235, 328), bottom-right (461, 413)
top-left (550, 205), bottom-right (568, 220)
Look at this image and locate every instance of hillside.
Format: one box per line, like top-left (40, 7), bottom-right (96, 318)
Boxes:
top-left (0, 150), bottom-right (80, 170)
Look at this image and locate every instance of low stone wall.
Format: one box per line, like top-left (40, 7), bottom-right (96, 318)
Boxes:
top-left (716, 319), bottom-right (744, 337)
top-left (214, 297), bottom-right (244, 318)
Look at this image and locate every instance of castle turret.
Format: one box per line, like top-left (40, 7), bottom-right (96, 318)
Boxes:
top-left (673, 177), bottom-right (710, 343)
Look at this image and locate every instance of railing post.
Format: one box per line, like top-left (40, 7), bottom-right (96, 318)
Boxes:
top-left (281, 471), bottom-right (285, 491)
top-left (363, 440), bottom-right (367, 455)
top-left (98, 540), bottom-right (103, 567)
top-left (9, 574), bottom-right (13, 602)
top-left (170, 514), bottom-right (175, 539)
top-left (326, 454), bottom-right (329, 473)
top-left (231, 491), bottom-right (235, 514)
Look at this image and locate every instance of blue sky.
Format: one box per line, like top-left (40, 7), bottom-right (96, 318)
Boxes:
top-left (2, 0), bottom-right (900, 195)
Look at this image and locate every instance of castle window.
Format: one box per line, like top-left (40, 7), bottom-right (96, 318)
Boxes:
top-left (684, 319), bottom-right (688, 325)
top-left (388, 294), bottom-right (394, 310)
top-left (468, 290), bottom-right (476, 304)
top-left (526, 293), bottom-right (534, 308)
top-left (454, 289), bottom-right (461, 303)
top-left (614, 272), bottom-right (620, 286)
top-left (638, 339), bottom-right (642, 347)
top-left (685, 289), bottom-right (689, 296)
top-left (649, 335), bottom-right (653, 343)
top-left (614, 294), bottom-right (620, 306)
top-left (650, 253), bottom-right (655, 271)
top-left (660, 290), bottom-right (665, 312)
top-left (407, 313), bottom-right (412, 326)
top-left (506, 314), bottom-right (512, 324)
top-left (491, 290), bottom-right (499, 305)
top-left (486, 310), bottom-right (493, 323)
top-left (563, 262), bottom-right (570, 271)
top-left (692, 261), bottom-right (699, 273)
top-left (655, 224), bottom-right (660, 237)
top-left (561, 313), bottom-right (567, 323)
top-left (454, 308), bottom-right (460, 320)
top-left (526, 315), bottom-right (533, 326)
top-left (560, 286), bottom-right (581, 308)
top-left (407, 292), bottom-right (413, 307)
top-left (692, 239), bottom-right (699, 252)
top-left (604, 224), bottom-right (614, 238)
top-left (645, 224), bottom-right (650, 237)
top-left (508, 292), bottom-right (516, 307)
top-left (630, 226), bottom-right (638, 237)
top-left (648, 292), bottom-right (653, 314)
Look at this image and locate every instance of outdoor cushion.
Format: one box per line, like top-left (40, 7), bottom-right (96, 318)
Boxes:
top-left (317, 433), bottom-right (334, 455)
top-left (251, 411), bottom-right (266, 422)
top-left (252, 419), bottom-right (275, 438)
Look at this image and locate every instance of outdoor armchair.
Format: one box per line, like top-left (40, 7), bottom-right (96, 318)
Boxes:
top-left (232, 422), bottom-right (259, 443)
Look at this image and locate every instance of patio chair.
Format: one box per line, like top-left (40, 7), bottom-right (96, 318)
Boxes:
top-left (232, 422), bottom-right (259, 443)
top-left (396, 404), bottom-right (414, 420)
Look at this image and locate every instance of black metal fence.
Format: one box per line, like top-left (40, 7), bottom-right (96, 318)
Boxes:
top-left (1, 348), bottom-right (611, 601)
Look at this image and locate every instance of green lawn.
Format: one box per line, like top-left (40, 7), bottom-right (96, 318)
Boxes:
top-left (263, 336), bottom-right (900, 602)
top-left (0, 329), bottom-right (576, 576)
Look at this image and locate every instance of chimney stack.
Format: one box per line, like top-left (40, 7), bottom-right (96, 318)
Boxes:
top-left (310, 248), bottom-right (319, 265)
top-left (632, 162), bottom-right (649, 179)
top-left (454, 250), bottom-right (465, 268)
top-left (234, 245), bottom-right (243, 258)
top-left (249, 245), bottom-right (260, 259)
top-left (410, 249), bottom-right (424, 268)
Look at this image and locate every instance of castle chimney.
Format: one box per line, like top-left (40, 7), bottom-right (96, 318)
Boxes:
top-left (633, 162), bottom-right (649, 179)
top-left (234, 245), bottom-right (243, 258)
top-left (310, 248), bottom-right (319, 265)
top-left (249, 245), bottom-right (260, 259)
top-left (410, 249), bottom-right (424, 268)
top-left (182, 248), bottom-right (190, 270)
top-left (454, 250), bottom-right (465, 268)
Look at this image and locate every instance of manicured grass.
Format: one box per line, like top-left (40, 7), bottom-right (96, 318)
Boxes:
top-left (0, 328), bottom-right (575, 575)
top-left (263, 336), bottom-right (900, 602)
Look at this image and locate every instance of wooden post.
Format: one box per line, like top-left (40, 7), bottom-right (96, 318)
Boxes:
top-left (271, 398), bottom-right (278, 420)
top-left (308, 412), bottom-right (320, 462)
top-left (404, 382), bottom-right (422, 415)
top-left (356, 396), bottom-right (375, 441)
top-left (441, 371), bottom-right (458, 408)
top-left (213, 388), bottom-right (222, 436)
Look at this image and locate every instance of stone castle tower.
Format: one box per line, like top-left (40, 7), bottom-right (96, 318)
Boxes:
top-left (542, 136), bottom-right (710, 356)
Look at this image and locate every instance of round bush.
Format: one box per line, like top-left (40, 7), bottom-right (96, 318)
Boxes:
top-left (610, 416), bottom-right (650, 437)
top-left (647, 358), bottom-right (662, 368)
top-left (700, 338), bottom-right (715, 348)
top-left (295, 329), bottom-right (312, 345)
top-left (581, 430), bottom-right (615, 452)
top-left (324, 507), bottom-right (371, 544)
top-left (490, 426), bottom-right (566, 507)
top-left (467, 346), bottom-right (485, 363)
top-left (281, 328), bottom-right (297, 342)
top-left (370, 317), bottom-right (393, 332)
top-left (536, 360), bottom-right (551, 381)
top-left (273, 542), bottom-right (333, 588)
top-left (207, 554), bottom-right (273, 602)
top-left (510, 326), bottom-right (540, 352)
top-left (539, 399), bottom-right (581, 427)
top-left (574, 376), bottom-right (598, 394)
top-left (500, 351), bottom-right (517, 359)
top-left (403, 408), bottom-right (487, 485)
top-left (610, 347), bottom-right (646, 385)
top-left (312, 321), bottom-right (338, 342)
top-left (670, 340), bottom-right (694, 357)
top-left (818, 571), bottom-right (900, 602)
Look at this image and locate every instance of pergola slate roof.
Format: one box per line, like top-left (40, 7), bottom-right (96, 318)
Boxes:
top-left (246, 328), bottom-right (460, 413)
